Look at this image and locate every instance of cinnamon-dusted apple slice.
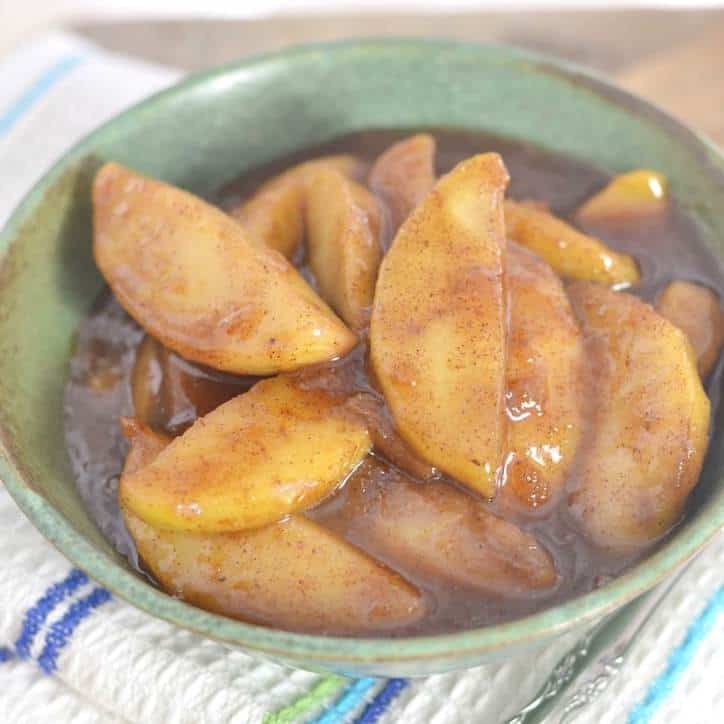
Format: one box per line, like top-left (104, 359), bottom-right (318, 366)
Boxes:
top-left (345, 392), bottom-right (437, 480)
top-left (369, 134), bottom-right (436, 236)
top-left (305, 167), bottom-right (382, 330)
top-left (229, 154), bottom-right (364, 258)
top-left (656, 280), bottom-right (724, 378)
top-left (319, 458), bottom-right (557, 596)
top-left (567, 282), bottom-right (710, 550)
top-left (120, 420), bottom-right (424, 634)
top-left (370, 154), bottom-right (509, 497)
top-left (504, 199), bottom-right (640, 286)
top-left (119, 375), bottom-right (371, 533)
top-left (500, 243), bottom-right (586, 512)
top-left (93, 162), bottom-right (357, 375)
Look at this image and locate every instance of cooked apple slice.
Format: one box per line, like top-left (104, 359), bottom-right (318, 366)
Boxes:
top-left (345, 393), bottom-right (437, 480)
top-left (656, 280), bottom-right (724, 378)
top-left (120, 420), bottom-right (424, 635)
top-left (120, 417), bottom-right (172, 474)
top-left (305, 168), bottom-right (382, 330)
top-left (119, 375), bottom-right (371, 533)
top-left (370, 154), bottom-right (509, 497)
top-left (93, 162), bottom-right (357, 375)
top-left (229, 154), bottom-right (364, 258)
top-left (567, 282), bottom-right (711, 550)
top-left (125, 513), bottom-right (425, 634)
top-left (500, 244), bottom-right (586, 512)
top-left (504, 200), bottom-right (640, 286)
top-left (368, 134), bottom-right (436, 236)
top-left (575, 169), bottom-right (668, 227)
top-left (131, 335), bottom-right (248, 433)
top-left (318, 458), bottom-right (557, 596)
top-left (130, 335), bottom-right (165, 429)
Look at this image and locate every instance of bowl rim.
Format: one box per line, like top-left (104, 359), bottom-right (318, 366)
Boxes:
top-left (2, 37), bottom-right (724, 666)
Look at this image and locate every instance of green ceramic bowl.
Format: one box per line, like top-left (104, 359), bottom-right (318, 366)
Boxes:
top-left (1, 39), bottom-right (724, 678)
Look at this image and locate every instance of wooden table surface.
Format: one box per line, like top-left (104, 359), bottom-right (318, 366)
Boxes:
top-left (75, 10), bottom-right (724, 145)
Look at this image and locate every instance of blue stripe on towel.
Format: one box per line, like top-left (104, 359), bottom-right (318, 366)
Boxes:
top-left (0, 54), bottom-right (84, 136)
top-left (307, 678), bottom-right (378, 724)
top-left (36, 586), bottom-right (112, 674)
top-left (628, 586), bottom-right (724, 724)
top-left (14, 568), bottom-right (89, 659)
top-left (354, 678), bottom-right (408, 724)
top-left (0, 646), bottom-right (13, 663)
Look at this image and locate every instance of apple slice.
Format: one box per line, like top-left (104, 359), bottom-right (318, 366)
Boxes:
top-left (229, 154), bottom-right (364, 258)
top-left (656, 280), bottom-right (724, 378)
top-left (120, 417), bottom-right (172, 474)
top-left (344, 392), bottom-right (437, 480)
top-left (305, 167), bottom-right (382, 329)
top-left (119, 375), bottom-right (371, 533)
top-left (319, 458), bottom-right (557, 596)
top-left (120, 420), bottom-right (424, 634)
top-left (504, 200), bottom-right (640, 287)
top-left (370, 153), bottom-right (509, 497)
top-left (575, 169), bottom-right (668, 228)
top-left (368, 134), bottom-right (436, 236)
top-left (93, 162), bottom-right (357, 375)
top-left (500, 243), bottom-right (586, 512)
top-left (131, 335), bottom-right (247, 433)
top-left (567, 282), bottom-right (711, 550)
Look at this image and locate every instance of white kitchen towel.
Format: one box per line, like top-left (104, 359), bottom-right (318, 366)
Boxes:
top-left (0, 31), bottom-right (723, 724)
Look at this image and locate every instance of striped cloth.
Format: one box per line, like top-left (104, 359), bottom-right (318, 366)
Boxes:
top-left (0, 31), bottom-right (723, 724)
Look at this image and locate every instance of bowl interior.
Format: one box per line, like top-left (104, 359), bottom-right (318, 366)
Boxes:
top-left (1, 39), bottom-right (724, 676)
